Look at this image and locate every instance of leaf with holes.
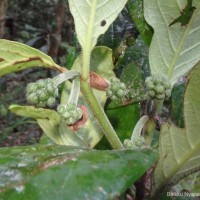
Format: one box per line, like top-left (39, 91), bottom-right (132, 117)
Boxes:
top-left (0, 145), bottom-right (158, 200)
top-left (0, 39), bottom-right (62, 77)
top-left (152, 62), bottom-right (200, 198)
top-left (144, 0), bottom-right (200, 86)
top-left (68, 0), bottom-right (128, 51)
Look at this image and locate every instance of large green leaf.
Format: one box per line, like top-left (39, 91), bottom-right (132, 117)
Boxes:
top-left (0, 145), bottom-right (158, 199)
top-left (152, 62), bottom-right (200, 198)
top-left (68, 0), bottom-right (128, 50)
top-left (144, 0), bottom-right (200, 86)
top-left (0, 39), bottom-right (62, 77)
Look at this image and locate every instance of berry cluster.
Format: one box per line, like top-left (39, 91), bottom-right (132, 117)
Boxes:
top-left (106, 78), bottom-right (126, 101)
top-left (124, 136), bottom-right (146, 149)
top-left (26, 78), bottom-right (58, 107)
top-left (145, 75), bottom-right (171, 100)
top-left (57, 103), bottom-right (83, 125)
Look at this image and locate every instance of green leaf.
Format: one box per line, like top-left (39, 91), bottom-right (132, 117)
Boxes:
top-left (0, 39), bottom-right (62, 77)
top-left (144, 0), bottom-right (200, 86)
top-left (9, 105), bottom-right (62, 145)
top-left (171, 83), bottom-right (186, 128)
top-left (152, 62), bottom-right (200, 198)
top-left (106, 104), bottom-right (140, 142)
top-left (0, 145), bottom-right (158, 200)
top-left (68, 0), bottom-right (128, 50)
top-left (126, 0), bottom-right (153, 46)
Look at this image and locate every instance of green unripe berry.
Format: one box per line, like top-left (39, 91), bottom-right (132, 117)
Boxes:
top-left (134, 135), bottom-right (146, 147)
top-left (148, 90), bottom-right (156, 98)
top-left (46, 83), bottom-right (55, 95)
top-left (111, 84), bottom-right (118, 90)
top-left (46, 97), bottom-right (56, 107)
top-left (164, 82), bottom-right (171, 90)
top-left (120, 82), bottom-right (126, 90)
top-left (123, 139), bottom-right (134, 148)
top-left (57, 103), bottom-right (83, 125)
top-left (165, 89), bottom-right (171, 98)
top-left (77, 108), bottom-right (83, 118)
top-left (155, 85), bottom-right (164, 94)
top-left (26, 83), bottom-right (38, 93)
top-left (106, 78), bottom-right (127, 101)
top-left (145, 75), bottom-right (171, 100)
top-left (62, 111), bottom-right (71, 118)
top-left (57, 105), bottom-right (65, 114)
top-left (116, 89), bottom-right (125, 97)
top-left (156, 93), bottom-right (165, 100)
top-left (152, 75), bottom-right (161, 84)
top-left (38, 90), bottom-right (49, 101)
top-left (38, 101), bottom-right (47, 107)
top-left (146, 82), bottom-right (154, 90)
top-left (27, 93), bottom-right (39, 104)
top-left (26, 78), bottom-right (58, 107)
top-left (67, 102), bottom-right (76, 110)
top-left (37, 79), bottom-right (46, 88)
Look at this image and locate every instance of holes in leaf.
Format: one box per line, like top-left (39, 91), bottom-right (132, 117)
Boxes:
top-left (100, 20), bottom-right (106, 27)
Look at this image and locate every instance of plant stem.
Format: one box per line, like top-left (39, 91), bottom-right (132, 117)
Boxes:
top-left (131, 115), bottom-right (149, 140)
top-left (68, 77), bottom-right (80, 105)
top-left (81, 81), bottom-right (124, 149)
top-left (53, 70), bottom-right (80, 87)
top-left (145, 99), bottom-right (164, 146)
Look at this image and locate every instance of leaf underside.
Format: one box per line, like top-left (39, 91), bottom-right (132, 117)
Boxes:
top-left (152, 62), bottom-right (200, 197)
top-left (144, 0), bottom-right (200, 86)
top-left (0, 39), bottom-right (60, 77)
top-left (68, 0), bottom-right (128, 50)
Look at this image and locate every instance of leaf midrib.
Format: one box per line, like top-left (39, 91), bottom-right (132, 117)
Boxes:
top-left (168, 1), bottom-right (200, 79)
top-left (84, 0), bottom-right (97, 51)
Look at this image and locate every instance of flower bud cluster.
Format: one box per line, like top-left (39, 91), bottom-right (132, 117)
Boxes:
top-left (106, 78), bottom-right (126, 101)
top-left (145, 75), bottom-right (171, 100)
top-left (26, 78), bottom-right (58, 107)
top-left (57, 103), bottom-right (83, 125)
top-left (124, 136), bottom-right (146, 149)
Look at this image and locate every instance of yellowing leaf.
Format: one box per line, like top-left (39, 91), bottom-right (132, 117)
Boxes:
top-left (0, 39), bottom-right (63, 77)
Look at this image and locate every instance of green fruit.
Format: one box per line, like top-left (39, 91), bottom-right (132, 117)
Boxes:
top-left (26, 83), bottom-right (38, 93)
top-left (165, 89), bottom-right (171, 98)
top-left (57, 103), bottom-right (83, 125)
top-left (46, 97), bottom-right (56, 107)
top-left (120, 82), bottom-right (126, 89)
top-left (38, 90), bottom-right (49, 101)
top-left (27, 93), bottom-right (39, 104)
top-left (164, 82), bottom-right (171, 89)
top-left (62, 111), bottom-right (71, 118)
top-left (116, 89), bottom-right (125, 97)
top-left (156, 93), bottom-right (165, 100)
top-left (38, 101), bottom-right (46, 107)
top-left (155, 85), bottom-right (164, 94)
top-left (57, 105), bottom-right (65, 114)
top-left (148, 90), bottom-right (156, 98)
top-left (37, 79), bottom-right (46, 88)
top-left (46, 83), bottom-right (55, 95)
